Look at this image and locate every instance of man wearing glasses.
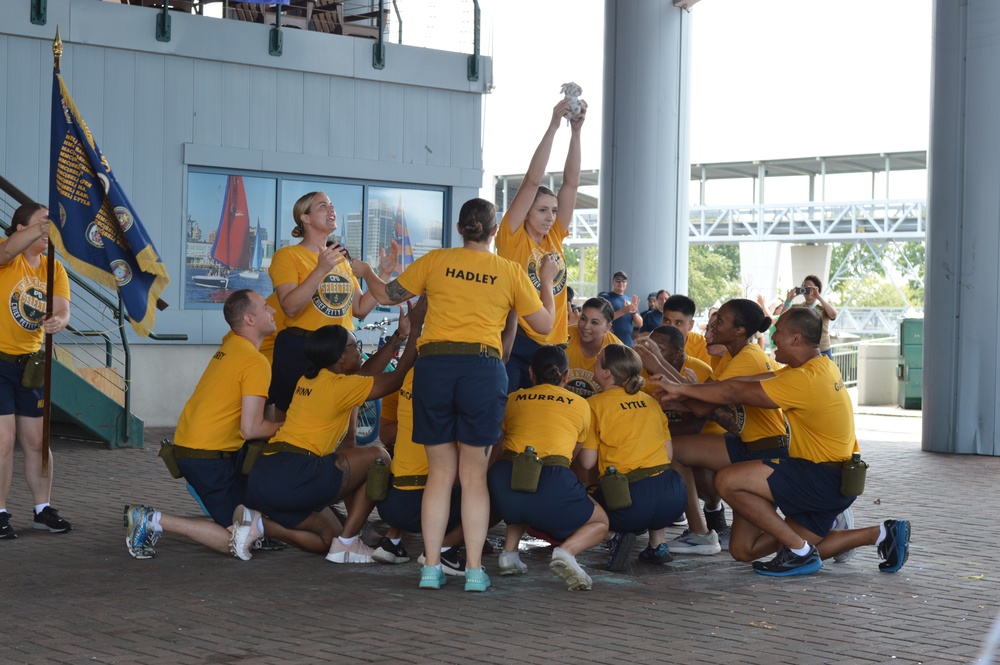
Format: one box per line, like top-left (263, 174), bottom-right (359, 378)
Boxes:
top-left (599, 271), bottom-right (642, 347)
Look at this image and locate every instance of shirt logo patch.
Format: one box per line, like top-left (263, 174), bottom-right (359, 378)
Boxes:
top-left (9, 276), bottom-right (46, 331)
top-left (526, 248), bottom-right (566, 296)
top-left (312, 272), bottom-right (353, 317)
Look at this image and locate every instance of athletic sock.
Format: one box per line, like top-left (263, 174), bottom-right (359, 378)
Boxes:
top-left (790, 542), bottom-right (812, 557)
top-left (338, 535), bottom-right (358, 546)
top-left (34, 503), bottom-right (49, 515)
top-left (875, 523), bottom-right (887, 547)
top-left (150, 511), bottom-right (163, 533)
top-left (255, 517), bottom-right (264, 534)
top-left (390, 538), bottom-right (402, 546)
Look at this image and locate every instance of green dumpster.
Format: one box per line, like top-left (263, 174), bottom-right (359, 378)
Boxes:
top-left (897, 318), bottom-right (923, 410)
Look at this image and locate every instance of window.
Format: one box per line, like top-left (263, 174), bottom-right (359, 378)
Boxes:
top-left (184, 169), bottom-right (447, 309)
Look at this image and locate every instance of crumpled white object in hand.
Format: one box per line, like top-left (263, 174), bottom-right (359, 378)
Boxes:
top-left (560, 82), bottom-right (584, 122)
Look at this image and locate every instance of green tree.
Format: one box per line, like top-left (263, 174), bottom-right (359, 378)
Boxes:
top-left (688, 244), bottom-right (742, 313)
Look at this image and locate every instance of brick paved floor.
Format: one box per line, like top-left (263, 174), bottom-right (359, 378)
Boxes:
top-left (1, 412), bottom-right (997, 664)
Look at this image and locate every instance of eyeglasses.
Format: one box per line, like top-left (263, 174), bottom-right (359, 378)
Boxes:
top-left (614, 278), bottom-right (627, 283)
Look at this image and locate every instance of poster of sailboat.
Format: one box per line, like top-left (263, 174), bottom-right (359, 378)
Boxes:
top-left (193, 175), bottom-right (253, 289)
top-left (185, 173), bottom-right (275, 305)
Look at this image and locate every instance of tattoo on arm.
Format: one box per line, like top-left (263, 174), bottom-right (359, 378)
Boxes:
top-left (386, 280), bottom-right (414, 304)
top-left (709, 405), bottom-right (740, 435)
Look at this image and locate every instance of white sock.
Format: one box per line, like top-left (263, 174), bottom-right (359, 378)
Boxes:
top-left (150, 511), bottom-right (163, 534)
top-left (338, 535), bottom-right (357, 546)
top-left (390, 537), bottom-right (402, 546)
top-left (791, 542), bottom-right (812, 557)
top-left (875, 523), bottom-right (887, 546)
top-left (255, 517), bottom-right (264, 534)
top-left (439, 546), bottom-right (450, 554)
top-left (34, 503), bottom-right (49, 515)
top-left (0, 508), bottom-right (7, 514)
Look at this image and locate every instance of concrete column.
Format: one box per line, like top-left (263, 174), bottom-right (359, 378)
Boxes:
top-left (789, 245), bottom-right (833, 290)
top-left (599, 0), bottom-right (691, 298)
top-left (924, 0), bottom-right (1000, 455)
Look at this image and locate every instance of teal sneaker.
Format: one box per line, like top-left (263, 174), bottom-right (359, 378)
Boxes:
top-left (877, 519), bottom-right (911, 573)
top-left (419, 565), bottom-right (447, 590)
top-left (464, 566), bottom-right (491, 592)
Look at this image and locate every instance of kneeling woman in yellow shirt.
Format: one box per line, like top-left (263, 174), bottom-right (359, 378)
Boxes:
top-left (488, 345), bottom-right (609, 591)
top-left (579, 344), bottom-right (687, 571)
top-left (246, 303), bottom-right (422, 563)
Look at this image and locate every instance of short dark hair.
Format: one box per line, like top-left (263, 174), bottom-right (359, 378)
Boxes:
top-left (726, 298), bottom-right (772, 336)
top-left (530, 345), bottom-right (569, 386)
top-left (581, 297), bottom-right (615, 324)
top-left (803, 274), bottom-right (823, 293)
top-left (223, 289), bottom-right (257, 329)
top-left (8, 203), bottom-right (47, 237)
top-left (781, 307), bottom-right (822, 346)
top-left (663, 294), bottom-right (696, 317)
top-left (651, 324), bottom-right (685, 352)
top-left (304, 325), bottom-right (350, 379)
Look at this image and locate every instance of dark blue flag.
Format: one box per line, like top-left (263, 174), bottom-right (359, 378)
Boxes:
top-left (48, 72), bottom-right (170, 337)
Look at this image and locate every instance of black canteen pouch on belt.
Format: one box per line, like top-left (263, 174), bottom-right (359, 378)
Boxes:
top-left (21, 351), bottom-right (45, 390)
top-left (365, 460), bottom-right (391, 502)
top-left (840, 456), bottom-right (869, 497)
top-left (600, 470), bottom-right (632, 511)
top-left (158, 439), bottom-right (183, 479)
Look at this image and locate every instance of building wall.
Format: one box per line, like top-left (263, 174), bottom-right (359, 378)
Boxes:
top-left (1, 0), bottom-right (490, 426)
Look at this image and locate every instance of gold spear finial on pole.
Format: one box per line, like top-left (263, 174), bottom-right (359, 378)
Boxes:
top-left (53, 26), bottom-right (63, 71)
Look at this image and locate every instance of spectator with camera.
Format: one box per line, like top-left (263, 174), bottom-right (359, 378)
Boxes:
top-left (784, 275), bottom-right (837, 359)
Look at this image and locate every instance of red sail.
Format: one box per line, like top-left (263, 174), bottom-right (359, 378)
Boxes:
top-left (210, 175), bottom-right (252, 269)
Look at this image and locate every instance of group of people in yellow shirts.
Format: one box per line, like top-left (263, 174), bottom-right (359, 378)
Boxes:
top-left (117, 97), bottom-right (910, 591)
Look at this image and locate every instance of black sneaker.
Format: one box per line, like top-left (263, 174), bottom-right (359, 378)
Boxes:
top-left (606, 532), bottom-right (636, 572)
top-left (417, 547), bottom-right (466, 576)
top-left (254, 536), bottom-right (288, 552)
top-left (0, 512), bottom-right (16, 540)
top-left (752, 545), bottom-right (822, 577)
top-left (33, 506), bottom-right (72, 533)
top-left (704, 506), bottom-right (728, 532)
top-left (639, 543), bottom-right (674, 564)
top-left (877, 519), bottom-right (911, 573)
top-left (372, 537), bottom-right (410, 564)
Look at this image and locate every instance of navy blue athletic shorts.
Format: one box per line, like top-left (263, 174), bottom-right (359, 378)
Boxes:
top-left (412, 354), bottom-right (506, 447)
top-left (247, 451), bottom-right (347, 529)
top-left (177, 446), bottom-right (249, 528)
top-left (488, 460), bottom-right (596, 542)
top-left (593, 469), bottom-right (687, 535)
top-left (376, 484), bottom-right (462, 534)
top-left (763, 457), bottom-right (856, 537)
top-left (0, 357), bottom-right (44, 417)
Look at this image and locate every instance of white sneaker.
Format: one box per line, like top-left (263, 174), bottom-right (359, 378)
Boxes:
top-left (326, 537), bottom-right (376, 563)
top-left (549, 547), bottom-right (592, 590)
top-left (669, 529), bottom-right (722, 555)
top-left (229, 505), bottom-right (262, 561)
top-left (832, 507), bottom-right (857, 563)
top-left (498, 550), bottom-right (528, 576)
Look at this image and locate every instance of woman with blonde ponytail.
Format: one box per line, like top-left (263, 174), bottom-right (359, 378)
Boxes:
top-left (578, 344), bottom-right (687, 572)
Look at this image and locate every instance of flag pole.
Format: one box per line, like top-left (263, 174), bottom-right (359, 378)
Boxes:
top-left (41, 27), bottom-right (63, 477)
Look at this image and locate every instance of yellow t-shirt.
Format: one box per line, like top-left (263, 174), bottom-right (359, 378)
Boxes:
top-left (0, 243), bottom-right (71, 355)
top-left (270, 371), bottom-right (373, 457)
top-left (564, 326), bottom-right (622, 398)
top-left (395, 247), bottom-right (542, 352)
top-left (502, 383), bottom-right (590, 459)
top-left (258, 291), bottom-right (285, 365)
top-left (685, 331), bottom-right (711, 366)
top-left (495, 213), bottom-right (569, 346)
top-left (174, 335), bottom-right (271, 452)
top-left (387, 369), bottom-right (428, 488)
top-left (761, 357), bottom-right (859, 463)
top-left (715, 343), bottom-right (787, 443)
top-left (584, 386), bottom-right (671, 475)
top-left (268, 244), bottom-right (360, 331)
